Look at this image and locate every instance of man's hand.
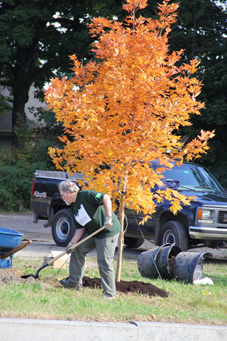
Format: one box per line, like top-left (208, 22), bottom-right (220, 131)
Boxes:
top-left (66, 241), bottom-right (76, 254)
top-left (104, 216), bottom-right (112, 229)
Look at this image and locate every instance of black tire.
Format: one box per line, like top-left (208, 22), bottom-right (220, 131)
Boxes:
top-left (159, 220), bottom-right (188, 251)
top-left (124, 237), bottom-right (144, 249)
top-left (52, 209), bottom-right (76, 247)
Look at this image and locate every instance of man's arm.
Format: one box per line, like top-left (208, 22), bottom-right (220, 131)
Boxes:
top-left (102, 194), bottom-right (113, 228)
top-left (102, 194), bottom-right (112, 216)
top-left (66, 227), bottom-right (86, 253)
top-left (71, 227), bottom-right (86, 244)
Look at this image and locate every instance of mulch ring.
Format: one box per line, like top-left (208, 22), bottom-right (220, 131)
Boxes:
top-left (0, 268), bottom-right (168, 298)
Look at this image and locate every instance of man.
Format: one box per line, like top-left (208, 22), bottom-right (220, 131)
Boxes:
top-left (58, 180), bottom-right (122, 299)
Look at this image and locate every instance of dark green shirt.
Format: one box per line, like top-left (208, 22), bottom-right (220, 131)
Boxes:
top-left (71, 190), bottom-right (122, 238)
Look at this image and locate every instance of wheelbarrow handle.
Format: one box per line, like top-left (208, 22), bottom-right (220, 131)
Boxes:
top-left (0, 240), bottom-right (32, 259)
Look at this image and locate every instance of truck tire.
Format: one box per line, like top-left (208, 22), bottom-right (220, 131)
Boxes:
top-left (118, 213), bottom-right (144, 249)
top-left (159, 220), bottom-right (188, 251)
top-left (52, 209), bottom-right (76, 247)
top-left (124, 237), bottom-right (144, 249)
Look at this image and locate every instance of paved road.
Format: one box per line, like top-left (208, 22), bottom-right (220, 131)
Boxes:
top-left (0, 212), bottom-right (227, 261)
top-left (0, 212), bottom-right (146, 259)
top-left (0, 212), bottom-right (59, 257)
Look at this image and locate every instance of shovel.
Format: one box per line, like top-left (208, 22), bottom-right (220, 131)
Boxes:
top-left (22, 225), bottom-right (107, 279)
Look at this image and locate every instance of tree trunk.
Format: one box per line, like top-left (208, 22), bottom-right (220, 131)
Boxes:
top-left (116, 176), bottom-right (128, 282)
top-left (11, 52), bottom-right (35, 147)
top-left (9, 42), bottom-right (37, 147)
top-left (12, 97), bottom-right (27, 147)
top-left (116, 199), bottom-right (125, 282)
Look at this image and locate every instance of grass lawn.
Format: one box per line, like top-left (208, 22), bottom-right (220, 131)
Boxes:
top-left (0, 255), bottom-right (226, 325)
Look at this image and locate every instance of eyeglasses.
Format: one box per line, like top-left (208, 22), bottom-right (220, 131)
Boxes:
top-left (60, 192), bottom-right (68, 198)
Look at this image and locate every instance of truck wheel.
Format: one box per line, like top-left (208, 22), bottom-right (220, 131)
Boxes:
top-left (52, 209), bottom-right (76, 247)
top-left (124, 237), bottom-right (144, 249)
top-left (159, 221), bottom-right (188, 251)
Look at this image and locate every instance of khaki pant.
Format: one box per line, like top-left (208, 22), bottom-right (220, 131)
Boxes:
top-left (69, 232), bottom-right (119, 296)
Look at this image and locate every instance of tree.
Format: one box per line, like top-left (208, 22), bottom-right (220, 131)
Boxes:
top-left (142, 0), bottom-right (227, 184)
top-left (167, 0), bottom-right (227, 184)
top-left (45, 0), bottom-right (214, 281)
top-left (0, 0), bottom-right (123, 147)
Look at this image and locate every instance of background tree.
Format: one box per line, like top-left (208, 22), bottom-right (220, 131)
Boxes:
top-left (168, 0), bottom-right (227, 184)
top-left (0, 0), bottom-right (225, 184)
top-left (45, 0), bottom-right (213, 280)
top-left (0, 0), bottom-right (123, 147)
top-left (137, 0), bottom-right (227, 183)
top-left (0, 0), bottom-right (224, 213)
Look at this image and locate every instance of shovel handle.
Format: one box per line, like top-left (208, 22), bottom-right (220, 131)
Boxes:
top-left (46, 224), bottom-right (107, 266)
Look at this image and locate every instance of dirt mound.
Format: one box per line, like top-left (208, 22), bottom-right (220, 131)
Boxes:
top-left (83, 276), bottom-right (168, 297)
top-left (0, 268), bottom-right (34, 284)
top-left (0, 268), bottom-right (22, 284)
top-left (0, 268), bottom-right (168, 297)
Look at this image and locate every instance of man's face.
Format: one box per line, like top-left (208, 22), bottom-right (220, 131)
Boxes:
top-left (60, 191), bottom-right (73, 205)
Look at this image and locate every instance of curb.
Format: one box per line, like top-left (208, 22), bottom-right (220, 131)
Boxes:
top-left (0, 318), bottom-right (227, 341)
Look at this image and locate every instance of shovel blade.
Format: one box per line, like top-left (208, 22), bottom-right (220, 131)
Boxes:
top-left (21, 263), bottom-right (49, 279)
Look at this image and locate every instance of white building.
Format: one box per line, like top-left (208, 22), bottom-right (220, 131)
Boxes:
top-left (0, 86), bottom-right (47, 146)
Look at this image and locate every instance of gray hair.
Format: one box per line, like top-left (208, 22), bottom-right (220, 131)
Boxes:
top-left (58, 180), bottom-right (80, 193)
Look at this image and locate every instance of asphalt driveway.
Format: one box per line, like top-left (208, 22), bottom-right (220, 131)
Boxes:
top-left (0, 212), bottom-right (227, 260)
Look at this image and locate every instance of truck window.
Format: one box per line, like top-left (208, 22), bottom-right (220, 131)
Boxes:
top-left (153, 164), bottom-right (224, 193)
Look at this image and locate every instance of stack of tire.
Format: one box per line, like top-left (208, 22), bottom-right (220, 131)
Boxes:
top-left (137, 243), bottom-right (211, 283)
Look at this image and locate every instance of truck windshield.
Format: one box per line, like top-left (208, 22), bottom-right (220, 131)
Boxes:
top-left (155, 164), bottom-right (224, 193)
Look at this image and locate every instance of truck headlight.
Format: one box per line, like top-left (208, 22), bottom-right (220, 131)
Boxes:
top-left (197, 209), bottom-right (214, 224)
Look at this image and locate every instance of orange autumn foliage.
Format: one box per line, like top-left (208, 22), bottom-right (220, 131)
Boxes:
top-left (45, 0), bottom-right (214, 279)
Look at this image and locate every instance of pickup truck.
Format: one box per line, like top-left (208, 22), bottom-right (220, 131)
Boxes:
top-left (31, 161), bottom-right (227, 251)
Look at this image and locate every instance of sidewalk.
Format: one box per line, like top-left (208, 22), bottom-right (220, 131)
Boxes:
top-left (0, 318), bottom-right (227, 341)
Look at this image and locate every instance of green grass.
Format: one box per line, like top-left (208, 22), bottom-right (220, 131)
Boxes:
top-left (0, 256), bottom-right (226, 325)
